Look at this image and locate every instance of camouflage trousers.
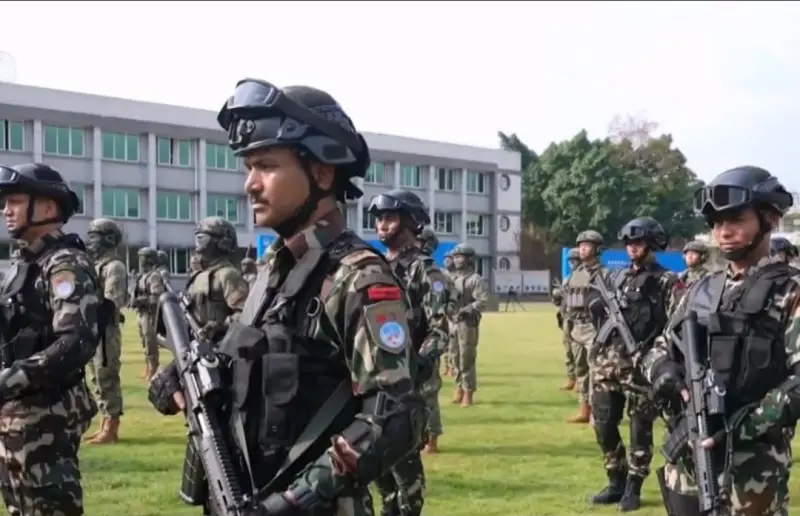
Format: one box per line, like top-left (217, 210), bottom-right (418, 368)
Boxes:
top-left (420, 370), bottom-right (443, 437)
top-left (451, 322), bottom-right (479, 392)
top-left (562, 330), bottom-right (575, 380)
top-left (137, 313), bottom-right (159, 369)
top-left (659, 440), bottom-right (790, 515)
top-left (86, 323), bottom-right (124, 418)
top-left (590, 342), bottom-right (657, 479)
top-left (567, 320), bottom-right (593, 403)
top-left (374, 450), bottom-right (425, 516)
top-left (445, 325), bottom-right (458, 372)
top-left (0, 383), bottom-right (96, 515)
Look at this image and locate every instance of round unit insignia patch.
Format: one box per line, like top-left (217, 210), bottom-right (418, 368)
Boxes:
top-left (378, 321), bottom-right (406, 349)
top-left (54, 279), bottom-right (75, 299)
top-left (432, 280), bottom-right (444, 293)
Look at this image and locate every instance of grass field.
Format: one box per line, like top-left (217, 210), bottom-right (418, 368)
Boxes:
top-left (80, 305), bottom-right (800, 516)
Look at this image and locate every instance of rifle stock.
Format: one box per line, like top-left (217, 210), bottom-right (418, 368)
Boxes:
top-left (158, 288), bottom-right (252, 515)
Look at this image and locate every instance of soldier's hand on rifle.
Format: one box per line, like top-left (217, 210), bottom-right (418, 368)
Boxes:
top-left (147, 362), bottom-right (186, 415)
top-left (0, 362), bottom-right (30, 398)
top-left (651, 359), bottom-right (688, 403)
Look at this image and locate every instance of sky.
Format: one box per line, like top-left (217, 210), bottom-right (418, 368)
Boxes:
top-left (3, 1), bottom-right (800, 193)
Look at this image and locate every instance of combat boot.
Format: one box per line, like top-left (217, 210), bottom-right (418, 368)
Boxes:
top-left (451, 387), bottom-right (463, 404)
top-left (559, 378), bottom-right (576, 391)
top-left (591, 469), bottom-right (627, 505)
top-left (460, 390), bottom-right (474, 407)
top-left (566, 400), bottom-right (591, 423)
top-left (618, 475), bottom-right (643, 512)
top-left (88, 417), bottom-right (120, 445)
top-left (83, 418), bottom-right (107, 442)
top-left (423, 435), bottom-right (439, 454)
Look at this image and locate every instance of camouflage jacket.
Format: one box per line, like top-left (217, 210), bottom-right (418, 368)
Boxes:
top-left (135, 269), bottom-right (166, 314)
top-left (452, 268), bottom-right (490, 325)
top-left (186, 258), bottom-right (248, 328)
top-left (95, 253), bottom-right (129, 315)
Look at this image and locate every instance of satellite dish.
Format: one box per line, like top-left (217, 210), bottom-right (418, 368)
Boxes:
top-left (0, 52), bottom-right (18, 83)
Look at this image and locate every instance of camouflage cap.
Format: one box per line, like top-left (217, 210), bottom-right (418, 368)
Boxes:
top-left (88, 218), bottom-right (123, 247)
top-left (682, 240), bottom-right (708, 254)
top-left (576, 230), bottom-right (603, 246)
top-left (417, 227), bottom-right (439, 254)
top-left (156, 249), bottom-right (169, 266)
top-left (196, 216), bottom-right (238, 253)
top-left (451, 243), bottom-right (475, 257)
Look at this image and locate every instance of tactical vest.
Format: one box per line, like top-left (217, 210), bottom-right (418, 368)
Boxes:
top-left (564, 267), bottom-right (592, 314)
top-left (185, 261), bottom-right (235, 329)
top-left (0, 235), bottom-right (109, 399)
top-left (217, 231), bottom-right (391, 490)
top-left (682, 263), bottom-right (791, 413)
top-left (610, 265), bottom-right (666, 344)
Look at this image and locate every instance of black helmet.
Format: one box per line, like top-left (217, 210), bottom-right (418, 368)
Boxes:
top-left (695, 166), bottom-right (793, 220)
top-left (619, 217), bottom-right (668, 251)
top-left (0, 163), bottom-right (81, 237)
top-left (217, 79), bottom-right (369, 203)
top-left (368, 189), bottom-right (430, 234)
top-left (771, 237), bottom-right (798, 257)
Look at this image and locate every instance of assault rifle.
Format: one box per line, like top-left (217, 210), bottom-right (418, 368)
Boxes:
top-left (158, 280), bottom-right (253, 515)
top-left (591, 273), bottom-right (639, 356)
top-left (675, 311), bottom-right (726, 515)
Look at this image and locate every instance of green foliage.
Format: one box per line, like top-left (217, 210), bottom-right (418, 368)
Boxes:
top-left (499, 123), bottom-right (704, 248)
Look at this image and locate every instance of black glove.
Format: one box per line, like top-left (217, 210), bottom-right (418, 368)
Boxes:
top-left (650, 359), bottom-right (686, 401)
top-left (259, 484), bottom-right (322, 515)
top-left (147, 361), bottom-right (182, 415)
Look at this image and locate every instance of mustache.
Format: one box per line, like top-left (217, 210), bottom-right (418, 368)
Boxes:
top-left (249, 196), bottom-right (268, 205)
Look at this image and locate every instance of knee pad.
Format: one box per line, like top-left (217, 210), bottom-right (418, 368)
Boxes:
top-left (629, 414), bottom-right (654, 449)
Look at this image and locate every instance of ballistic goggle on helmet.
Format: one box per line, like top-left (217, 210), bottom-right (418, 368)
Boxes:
top-left (216, 79), bottom-right (369, 201)
top-left (693, 167), bottom-right (793, 219)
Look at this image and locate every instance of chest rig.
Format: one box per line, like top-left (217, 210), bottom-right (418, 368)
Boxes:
top-left (682, 263), bottom-right (791, 412)
top-left (610, 265), bottom-right (665, 344)
top-left (217, 231), bottom-right (385, 489)
top-left (185, 263), bottom-right (230, 329)
top-left (0, 235), bottom-right (96, 397)
top-left (564, 266), bottom-right (593, 315)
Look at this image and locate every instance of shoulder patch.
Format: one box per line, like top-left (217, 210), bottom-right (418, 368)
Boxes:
top-left (432, 280), bottom-right (445, 293)
top-left (364, 301), bottom-right (408, 355)
top-left (341, 249), bottom-right (380, 267)
top-left (51, 270), bottom-right (77, 299)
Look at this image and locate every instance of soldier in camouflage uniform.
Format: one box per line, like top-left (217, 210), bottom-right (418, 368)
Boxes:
top-left (148, 79), bottom-right (422, 516)
top-left (241, 256), bottom-right (257, 288)
top-left (771, 236), bottom-right (798, 264)
top-left (670, 240), bottom-right (710, 310)
top-left (562, 232), bottom-right (605, 423)
top-left (156, 249), bottom-right (170, 280)
top-left (0, 163), bottom-right (101, 514)
top-left (552, 247), bottom-right (581, 392)
top-left (368, 191), bottom-right (450, 515)
top-left (442, 252), bottom-right (457, 377)
top-left (131, 247), bottom-right (166, 380)
top-left (185, 217), bottom-right (249, 342)
top-left (643, 166), bottom-right (800, 516)
top-left (586, 217), bottom-right (677, 511)
top-left (450, 243), bottom-right (490, 406)
top-left (83, 218), bottom-right (128, 445)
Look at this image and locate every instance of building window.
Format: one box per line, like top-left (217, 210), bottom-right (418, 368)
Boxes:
top-left (399, 165), bottom-right (422, 188)
top-left (157, 137), bottom-right (192, 167)
top-left (499, 215), bottom-right (510, 231)
top-left (466, 214), bottom-right (488, 236)
top-left (0, 120), bottom-right (24, 151)
top-left (157, 192), bottom-right (192, 221)
top-left (436, 168), bottom-right (457, 191)
top-left (475, 257), bottom-right (490, 277)
top-left (206, 143), bottom-right (239, 171)
top-left (43, 125), bottom-right (84, 157)
top-left (498, 257), bottom-right (511, 270)
top-left (435, 212), bottom-right (455, 234)
top-left (361, 207), bottom-right (376, 231)
top-left (102, 188), bottom-right (140, 219)
top-left (207, 195), bottom-right (239, 223)
top-left (365, 163), bottom-right (385, 184)
top-left (101, 132), bottom-right (140, 162)
top-left (499, 174), bottom-right (511, 191)
top-left (467, 171), bottom-right (486, 194)
top-left (73, 185), bottom-right (86, 215)
top-left (169, 248), bottom-right (191, 274)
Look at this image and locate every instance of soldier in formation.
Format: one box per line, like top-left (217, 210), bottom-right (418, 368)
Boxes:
top-left (670, 240), bottom-right (711, 310)
top-left (241, 256), bottom-right (257, 288)
top-left (156, 249), bottom-right (170, 280)
top-left (148, 79), bottom-right (422, 515)
top-left (552, 247), bottom-right (580, 391)
top-left (561, 232), bottom-right (605, 423)
top-left (586, 217), bottom-right (677, 511)
top-left (0, 163), bottom-right (100, 514)
top-left (184, 217), bottom-right (249, 342)
top-left (368, 191), bottom-right (450, 515)
top-left (643, 166), bottom-right (800, 515)
top-left (83, 218), bottom-right (128, 445)
top-left (442, 252), bottom-right (457, 377)
top-left (771, 235), bottom-right (798, 264)
top-left (449, 243), bottom-right (489, 406)
top-left (131, 247), bottom-right (166, 380)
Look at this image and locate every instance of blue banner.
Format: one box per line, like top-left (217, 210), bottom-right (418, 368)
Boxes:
top-left (256, 233), bottom-right (458, 267)
top-left (561, 247), bottom-right (685, 279)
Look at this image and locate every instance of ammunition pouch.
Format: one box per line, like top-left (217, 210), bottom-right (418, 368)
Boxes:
top-left (179, 437), bottom-right (207, 506)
